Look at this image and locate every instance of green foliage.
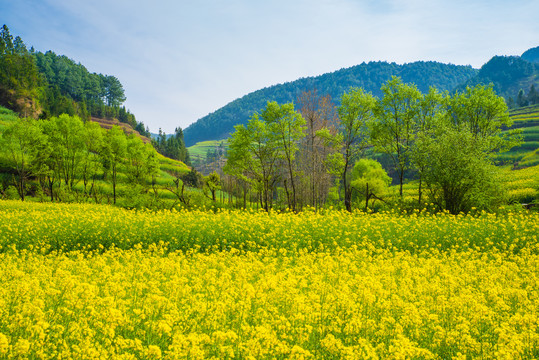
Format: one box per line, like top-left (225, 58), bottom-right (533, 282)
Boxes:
top-left (33, 51), bottom-right (127, 118)
top-left (224, 103), bottom-right (283, 211)
top-left (333, 87), bottom-right (377, 211)
top-left (203, 171), bottom-right (221, 201)
top-left (415, 127), bottom-right (504, 214)
top-left (1, 118), bottom-right (44, 200)
top-left (104, 125), bottom-right (128, 204)
top-left (126, 135), bottom-right (159, 185)
top-left (0, 104), bottom-right (194, 209)
top-left (371, 77), bottom-right (422, 197)
top-left (0, 25), bottom-right (44, 117)
top-left (412, 85), bottom-right (517, 214)
top-left (350, 158), bottom-right (391, 210)
top-left (222, 80), bottom-right (526, 214)
top-left (152, 127), bottom-right (190, 165)
top-left (45, 114), bottom-right (87, 189)
top-left (264, 101), bottom-right (306, 211)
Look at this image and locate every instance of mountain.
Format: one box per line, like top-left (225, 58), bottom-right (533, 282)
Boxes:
top-left (522, 46), bottom-right (539, 63)
top-left (456, 55), bottom-right (539, 104)
top-left (183, 61), bottom-right (478, 146)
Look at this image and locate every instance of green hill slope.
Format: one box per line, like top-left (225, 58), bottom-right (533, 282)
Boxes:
top-left (184, 61), bottom-right (478, 146)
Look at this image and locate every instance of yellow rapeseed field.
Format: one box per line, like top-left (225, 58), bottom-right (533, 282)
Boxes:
top-left (0, 201), bottom-right (538, 359)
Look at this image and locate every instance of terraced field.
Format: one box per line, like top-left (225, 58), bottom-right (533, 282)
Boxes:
top-left (498, 104), bottom-right (539, 167)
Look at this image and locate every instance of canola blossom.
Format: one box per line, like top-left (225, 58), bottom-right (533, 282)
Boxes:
top-left (0, 201), bottom-right (538, 359)
top-left (0, 201), bottom-right (538, 254)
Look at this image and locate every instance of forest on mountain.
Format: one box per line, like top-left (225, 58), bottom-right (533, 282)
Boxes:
top-left (522, 45), bottom-right (539, 63)
top-left (0, 25), bottom-right (190, 164)
top-left (457, 55), bottom-right (539, 108)
top-left (0, 25), bottom-right (141, 129)
top-left (184, 61), bottom-right (478, 146)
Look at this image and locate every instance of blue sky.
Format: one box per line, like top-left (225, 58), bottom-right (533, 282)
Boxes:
top-left (1, 0), bottom-right (538, 134)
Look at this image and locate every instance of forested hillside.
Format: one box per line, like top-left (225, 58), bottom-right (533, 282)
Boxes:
top-left (522, 46), bottom-right (539, 63)
top-left (457, 55), bottom-right (539, 108)
top-left (0, 25), bottom-right (190, 164)
top-left (184, 61), bottom-right (478, 146)
top-left (0, 25), bottom-right (146, 132)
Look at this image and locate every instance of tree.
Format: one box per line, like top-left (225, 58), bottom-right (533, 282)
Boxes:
top-left (103, 125), bottom-right (127, 204)
top-left (517, 89), bottom-right (528, 107)
top-left (32, 121), bottom-right (57, 201)
top-left (371, 76), bottom-right (422, 198)
top-left (45, 114), bottom-right (86, 190)
top-left (101, 75), bottom-right (126, 107)
top-left (81, 121), bottom-right (105, 197)
top-left (412, 87), bottom-right (447, 205)
top-left (297, 90), bottom-right (338, 210)
top-left (126, 135), bottom-right (159, 186)
top-left (0, 25), bottom-right (43, 117)
top-left (528, 84), bottom-right (539, 105)
top-left (204, 172), bottom-right (221, 202)
top-left (319, 87), bottom-right (376, 212)
top-left (225, 105), bottom-right (281, 211)
top-left (0, 25), bottom-right (14, 54)
top-left (447, 84), bottom-right (515, 151)
top-left (152, 127), bottom-right (190, 164)
top-left (415, 84), bottom-right (519, 214)
top-left (1, 118), bottom-right (44, 200)
top-left (350, 158), bottom-right (391, 211)
top-left (415, 126), bottom-right (503, 214)
top-left (264, 101), bottom-right (305, 211)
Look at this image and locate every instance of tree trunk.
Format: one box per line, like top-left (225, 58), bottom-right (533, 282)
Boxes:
top-left (19, 174), bottom-right (25, 201)
top-left (112, 166), bottom-right (117, 205)
top-left (283, 179), bottom-right (291, 210)
top-left (365, 182), bottom-right (369, 211)
top-left (343, 173), bottom-right (351, 212)
top-left (399, 169), bottom-right (404, 198)
top-left (418, 175), bottom-right (422, 206)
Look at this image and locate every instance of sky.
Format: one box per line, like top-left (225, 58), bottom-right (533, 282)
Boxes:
top-left (1, 0), bottom-right (539, 134)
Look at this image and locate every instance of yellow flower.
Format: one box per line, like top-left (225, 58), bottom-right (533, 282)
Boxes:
top-left (146, 345), bottom-right (162, 359)
top-left (0, 333), bottom-right (9, 355)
